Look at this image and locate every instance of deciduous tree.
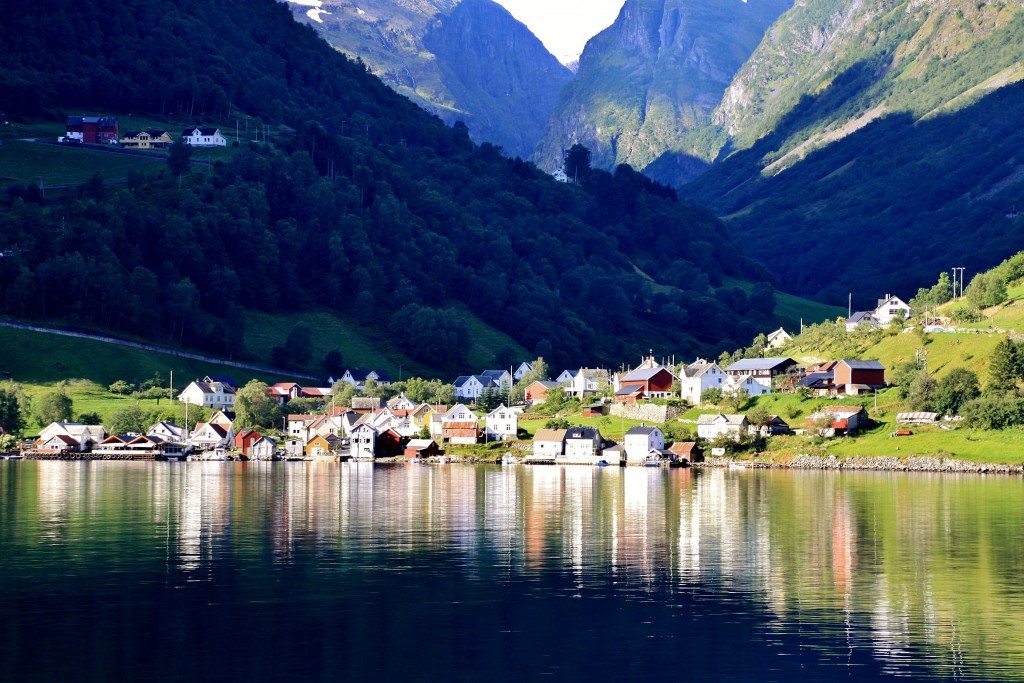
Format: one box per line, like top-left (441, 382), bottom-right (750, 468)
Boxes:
top-left (235, 380), bottom-right (279, 430)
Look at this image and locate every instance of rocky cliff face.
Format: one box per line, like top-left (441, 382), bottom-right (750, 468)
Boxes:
top-left (285, 0), bottom-right (571, 158)
top-left (533, 0), bottom-right (793, 184)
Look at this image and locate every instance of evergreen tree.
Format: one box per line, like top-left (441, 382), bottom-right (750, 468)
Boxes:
top-left (0, 386), bottom-right (26, 436)
top-left (988, 338), bottom-right (1022, 393)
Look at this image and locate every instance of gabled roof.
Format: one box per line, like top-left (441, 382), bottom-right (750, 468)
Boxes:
top-left (534, 428), bottom-right (567, 442)
top-left (668, 442), bottom-right (696, 456)
top-left (621, 366), bottom-right (673, 382)
top-left (183, 127), bottom-right (222, 137)
top-left (626, 426), bottom-right (661, 436)
top-left (847, 311), bottom-right (877, 324)
top-left (697, 413), bottom-right (746, 426)
top-left (825, 405), bottom-right (867, 416)
top-left (615, 385), bottom-right (644, 396)
top-left (565, 426), bottom-right (600, 440)
top-left (796, 372), bottom-right (834, 388)
top-left (839, 359), bottom-right (885, 370)
top-left (480, 370), bottom-right (509, 380)
top-left (345, 368), bottom-right (392, 383)
top-left (683, 360), bottom-right (720, 378)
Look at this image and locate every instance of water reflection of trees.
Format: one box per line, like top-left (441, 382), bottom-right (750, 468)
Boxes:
top-left (10, 461), bottom-right (1024, 678)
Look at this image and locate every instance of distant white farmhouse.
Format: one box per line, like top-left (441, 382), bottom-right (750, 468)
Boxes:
top-left (182, 127), bottom-right (227, 147)
top-left (178, 379), bottom-right (236, 409)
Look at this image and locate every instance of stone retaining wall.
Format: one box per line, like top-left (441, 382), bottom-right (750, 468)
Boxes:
top-left (608, 403), bottom-right (683, 424)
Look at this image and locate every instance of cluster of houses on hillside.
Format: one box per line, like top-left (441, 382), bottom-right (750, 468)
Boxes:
top-left (58, 115), bottom-right (228, 147)
top-left (22, 289), bottom-right (914, 462)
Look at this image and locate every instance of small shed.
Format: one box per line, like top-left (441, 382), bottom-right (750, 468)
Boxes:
top-left (404, 439), bottom-right (440, 459)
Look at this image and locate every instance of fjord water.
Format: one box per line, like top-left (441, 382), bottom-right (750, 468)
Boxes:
top-left (2, 462), bottom-right (1023, 682)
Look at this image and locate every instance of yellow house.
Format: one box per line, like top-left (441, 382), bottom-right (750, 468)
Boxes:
top-left (411, 403), bottom-right (447, 430)
top-left (305, 434), bottom-right (343, 457)
top-left (120, 129), bottom-right (173, 149)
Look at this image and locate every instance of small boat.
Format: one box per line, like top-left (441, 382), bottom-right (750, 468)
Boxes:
top-left (595, 459), bottom-right (609, 467)
top-left (643, 455), bottom-right (667, 467)
top-left (501, 453), bottom-right (519, 465)
top-left (729, 461), bottom-right (748, 470)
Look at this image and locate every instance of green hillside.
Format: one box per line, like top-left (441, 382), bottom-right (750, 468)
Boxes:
top-left (0, 0), bottom-right (824, 377)
top-left (685, 0), bottom-right (1024, 305)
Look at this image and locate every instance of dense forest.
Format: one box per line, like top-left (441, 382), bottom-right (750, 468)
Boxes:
top-left (0, 0), bottom-right (778, 373)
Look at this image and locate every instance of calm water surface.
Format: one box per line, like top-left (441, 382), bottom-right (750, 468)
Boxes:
top-left (2, 460), bottom-right (1023, 682)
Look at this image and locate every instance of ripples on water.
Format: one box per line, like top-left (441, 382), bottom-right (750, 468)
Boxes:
top-left (2, 461), bottom-right (1023, 682)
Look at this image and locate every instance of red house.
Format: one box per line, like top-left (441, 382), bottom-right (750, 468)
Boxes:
top-left (833, 360), bottom-right (886, 391)
top-left (615, 366), bottom-right (676, 402)
top-left (65, 116), bottom-right (119, 144)
top-left (376, 428), bottom-right (406, 457)
top-left (234, 429), bottom-right (261, 455)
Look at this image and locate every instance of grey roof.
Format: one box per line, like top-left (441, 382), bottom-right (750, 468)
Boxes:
top-left (840, 359), bottom-right (885, 370)
top-left (565, 427), bottom-right (600, 440)
top-left (626, 426), bottom-right (661, 436)
top-left (796, 372), bottom-right (833, 388)
top-left (347, 368), bottom-right (392, 383)
top-left (847, 311), bottom-right (877, 323)
top-left (621, 366), bottom-right (671, 382)
top-left (615, 385), bottom-right (643, 396)
top-left (480, 370), bottom-right (508, 380)
top-left (724, 358), bottom-right (795, 373)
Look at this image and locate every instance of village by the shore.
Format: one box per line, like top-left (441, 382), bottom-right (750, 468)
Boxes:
top-left (9, 292), bottom-right (982, 471)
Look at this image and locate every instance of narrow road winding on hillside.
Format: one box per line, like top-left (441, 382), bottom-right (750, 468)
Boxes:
top-left (0, 317), bottom-right (317, 381)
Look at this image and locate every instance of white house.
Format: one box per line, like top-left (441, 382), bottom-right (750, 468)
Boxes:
top-left (387, 393), bottom-right (417, 411)
top-left (189, 422), bottom-right (231, 451)
top-left (766, 328), bottom-right (792, 349)
top-left (250, 436), bottom-right (277, 460)
top-left (453, 375), bottom-right (488, 401)
top-left (178, 380), bottom-right (236, 409)
top-left (480, 369), bottom-right (512, 390)
top-left (563, 368), bottom-right (610, 398)
top-left (513, 362), bottom-right (533, 381)
top-left (679, 359), bottom-right (725, 405)
top-left (873, 295), bottom-right (912, 326)
top-left (182, 127), bottom-right (226, 147)
top-left (36, 422), bottom-right (106, 450)
top-left (351, 423), bottom-right (377, 460)
top-left (846, 311), bottom-right (881, 332)
top-left (485, 405), bottom-right (518, 441)
top-left (555, 369), bottom-right (577, 383)
top-left (723, 373), bottom-right (772, 397)
top-left (338, 369), bottom-right (392, 390)
top-left (696, 414), bottom-right (749, 441)
top-left (444, 404), bottom-right (476, 423)
top-left (529, 428), bottom-right (566, 461)
top-left (558, 427), bottom-right (604, 464)
top-left (623, 426), bottom-right (665, 464)
top-left (147, 421), bottom-right (186, 442)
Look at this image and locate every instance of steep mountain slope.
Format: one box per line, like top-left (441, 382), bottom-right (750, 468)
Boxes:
top-left (533, 0), bottom-right (793, 184)
top-left (684, 0), bottom-right (1024, 307)
top-left (0, 0), bottom-right (795, 374)
top-left (284, 0), bottom-right (573, 158)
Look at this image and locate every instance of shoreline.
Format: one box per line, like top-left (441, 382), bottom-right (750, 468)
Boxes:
top-left (701, 454), bottom-right (1024, 474)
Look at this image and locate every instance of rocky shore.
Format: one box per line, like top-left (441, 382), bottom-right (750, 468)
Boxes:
top-left (703, 455), bottom-right (1024, 474)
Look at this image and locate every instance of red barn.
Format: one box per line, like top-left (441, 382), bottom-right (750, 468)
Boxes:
top-left (834, 360), bottom-right (886, 390)
top-left (616, 367), bottom-right (676, 402)
top-left (234, 429), bottom-right (261, 455)
top-left (65, 116), bottom-right (119, 144)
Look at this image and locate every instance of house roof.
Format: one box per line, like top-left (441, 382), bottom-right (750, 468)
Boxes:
top-left (626, 426), bottom-right (661, 436)
top-left (847, 311), bottom-right (877, 324)
top-left (839, 359), bottom-right (885, 370)
top-left (767, 327), bottom-right (791, 341)
top-left (615, 385), bottom-right (644, 396)
top-left (565, 427), bottom-right (600, 440)
top-left (351, 397), bottom-right (381, 410)
top-left (533, 428), bottom-right (567, 442)
top-left (697, 413), bottom-right (746, 425)
top-left (724, 358), bottom-right (795, 372)
top-left (796, 372), bottom-right (834, 388)
top-left (621, 367), bottom-right (673, 382)
top-left (183, 127), bottom-right (222, 137)
top-left (480, 370), bottom-right (508, 380)
top-left (204, 375), bottom-right (238, 387)
top-left (529, 380), bottom-right (559, 389)
top-left (683, 360), bottom-right (720, 378)
top-left (67, 116), bottom-right (117, 126)
top-left (668, 442), bottom-right (696, 455)
top-left (345, 368), bottom-right (392, 383)
top-left (406, 439), bottom-right (436, 449)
